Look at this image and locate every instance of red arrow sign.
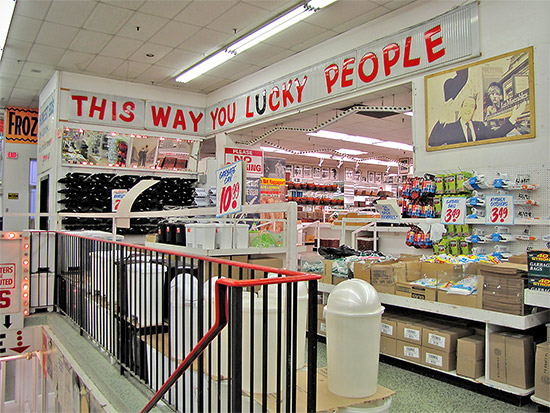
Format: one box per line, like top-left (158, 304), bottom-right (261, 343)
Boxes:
top-left (10, 345), bottom-right (30, 354)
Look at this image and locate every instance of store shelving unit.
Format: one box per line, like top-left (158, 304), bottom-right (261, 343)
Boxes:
top-left (524, 289), bottom-right (550, 308)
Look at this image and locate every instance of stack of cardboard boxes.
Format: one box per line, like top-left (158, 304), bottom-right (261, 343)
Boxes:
top-left (456, 335), bottom-right (485, 379)
top-left (479, 262), bottom-right (528, 315)
top-left (489, 332), bottom-right (535, 389)
top-left (535, 336), bottom-right (550, 402)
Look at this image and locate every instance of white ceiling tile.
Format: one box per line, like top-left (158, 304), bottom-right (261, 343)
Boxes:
top-left (232, 43), bottom-right (286, 67)
top-left (155, 48), bottom-right (202, 70)
top-left (84, 55), bottom-right (125, 75)
top-left (36, 22), bottom-right (80, 49)
top-left (263, 21), bottom-right (327, 50)
top-left (128, 43), bottom-right (173, 64)
top-left (207, 59), bottom-right (256, 80)
top-left (0, 59), bottom-right (23, 76)
top-left (383, 0), bottom-right (415, 11)
top-left (134, 64), bottom-right (174, 83)
top-left (259, 48), bottom-right (296, 70)
top-left (45, 0), bottom-right (97, 28)
top-left (116, 12), bottom-right (170, 41)
top-left (102, 0), bottom-right (145, 11)
top-left (100, 37), bottom-right (144, 59)
top-left (241, 1), bottom-right (297, 12)
top-left (110, 60), bottom-right (152, 80)
top-left (0, 73), bottom-right (18, 87)
top-left (57, 50), bottom-right (95, 71)
top-left (138, 0), bottom-right (190, 18)
top-left (15, 75), bottom-right (48, 91)
top-left (27, 44), bottom-right (67, 66)
top-left (306, 1), bottom-right (379, 30)
top-left (174, 1), bottom-right (236, 27)
top-left (178, 27), bottom-right (227, 54)
top-left (14, 0), bottom-right (52, 20)
top-left (70, 30), bottom-right (113, 54)
top-left (333, 5), bottom-right (390, 33)
top-left (6, 96), bottom-right (36, 108)
top-left (149, 20), bottom-right (201, 48)
top-left (208, 2), bottom-right (268, 35)
top-left (289, 30), bottom-right (336, 53)
top-left (8, 15), bottom-right (42, 43)
top-left (226, 64), bottom-right (260, 81)
top-left (21, 62), bottom-right (54, 79)
top-left (2, 39), bottom-right (33, 60)
top-left (83, 3), bottom-right (134, 35)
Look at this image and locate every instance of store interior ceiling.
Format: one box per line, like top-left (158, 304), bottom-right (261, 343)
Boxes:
top-left (0, 0), bottom-right (415, 171)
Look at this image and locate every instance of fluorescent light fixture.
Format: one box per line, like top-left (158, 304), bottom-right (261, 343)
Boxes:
top-left (373, 141), bottom-right (414, 151)
top-left (361, 159), bottom-right (399, 167)
top-left (336, 148), bottom-right (366, 155)
top-left (0, 0), bottom-right (16, 62)
top-left (175, 0), bottom-right (337, 83)
top-left (302, 152), bottom-right (333, 159)
top-left (307, 130), bottom-right (381, 145)
top-left (260, 146), bottom-right (294, 154)
top-left (403, 111), bottom-right (414, 116)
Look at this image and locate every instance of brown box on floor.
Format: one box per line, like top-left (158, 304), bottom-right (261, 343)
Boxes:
top-left (370, 260), bottom-right (397, 294)
top-left (380, 336), bottom-right (397, 356)
top-left (396, 339), bottom-right (421, 363)
top-left (421, 347), bottom-right (457, 372)
top-left (396, 318), bottom-right (423, 345)
top-left (457, 335), bottom-right (485, 379)
top-left (422, 326), bottom-right (473, 353)
top-left (535, 341), bottom-right (550, 402)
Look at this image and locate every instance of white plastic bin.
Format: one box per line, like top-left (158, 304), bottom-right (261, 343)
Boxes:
top-left (190, 223), bottom-right (217, 249)
top-left (215, 224), bottom-right (233, 249)
top-left (127, 261), bottom-right (167, 326)
top-left (170, 273), bottom-right (199, 361)
top-left (233, 224), bottom-right (249, 249)
top-left (325, 279), bottom-right (384, 398)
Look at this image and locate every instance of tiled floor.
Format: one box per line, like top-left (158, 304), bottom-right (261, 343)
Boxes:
top-left (315, 342), bottom-right (541, 412)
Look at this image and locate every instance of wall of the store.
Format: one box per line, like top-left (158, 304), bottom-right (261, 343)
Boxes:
top-left (413, 0), bottom-right (550, 174)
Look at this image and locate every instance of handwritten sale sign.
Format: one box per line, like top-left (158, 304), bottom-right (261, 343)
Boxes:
top-left (441, 197), bottom-right (466, 225)
top-left (216, 161), bottom-right (244, 217)
top-left (485, 195), bottom-right (514, 225)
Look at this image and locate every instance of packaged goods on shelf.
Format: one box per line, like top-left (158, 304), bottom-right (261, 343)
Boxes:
top-left (380, 336), bottom-right (397, 356)
top-left (421, 347), bottom-right (456, 372)
top-left (527, 250), bottom-right (550, 292)
top-left (489, 332), bottom-right (535, 389)
top-left (457, 335), bottom-right (485, 379)
top-left (534, 340), bottom-right (550, 402)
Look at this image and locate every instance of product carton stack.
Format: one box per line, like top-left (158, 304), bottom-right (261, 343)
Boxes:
top-left (379, 314), bottom-right (399, 356)
top-left (527, 250), bottom-right (550, 292)
top-left (370, 260), bottom-right (398, 294)
top-left (534, 338), bottom-right (550, 402)
top-left (456, 335), bottom-right (485, 379)
top-left (421, 325), bottom-right (472, 372)
top-left (395, 317), bottom-right (424, 364)
top-left (489, 332), bottom-right (535, 389)
top-left (480, 263), bottom-right (528, 315)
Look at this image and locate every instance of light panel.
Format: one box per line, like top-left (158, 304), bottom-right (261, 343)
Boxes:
top-left (0, 0), bottom-right (16, 62)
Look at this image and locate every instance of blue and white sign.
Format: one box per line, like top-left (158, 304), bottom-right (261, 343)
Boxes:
top-left (485, 195), bottom-right (514, 225)
top-left (375, 199), bottom-right (401, 224)
top-left (441, 197), bottom-right (466, 225)
top-left (216, 161), bottom-right (244, 217)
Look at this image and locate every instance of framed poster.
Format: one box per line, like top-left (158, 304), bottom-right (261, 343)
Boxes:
top-left (368, 172), bottom-right (375, 183)
top-left (354, 169), bottom-right (362, 182)
top-left (398, 158), bottom-right (410, 174)
top-left (293, 164), bottom-right (302, 178)
top-left (330, 168), bottom-right (338, 181)
top-left (345, 167), bottom-right (354, 181)
top-left (303, 165), bottom-right (312, 179)
top-left (321, 168), bottom-right (329, 180)
top-left (375, 172), bottom-right (382, 183)
top-left (286, 164), bottom-right (293, 174)
top-left (426, 47), bottom-right (535, 151)
top-left (312, 167), bottom-right (321, 179)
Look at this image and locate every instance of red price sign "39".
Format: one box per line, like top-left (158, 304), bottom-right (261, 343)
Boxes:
top-left (440, 197), bottom-right (466, 225)
top-left (485, 195), bottom-right (514, 225)
top-left (216, 161), bottom-right (244, 217)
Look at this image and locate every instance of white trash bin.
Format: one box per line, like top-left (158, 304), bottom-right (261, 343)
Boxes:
top-left (233, 224), bottom-right (249, 249)
top-left (170, 273), bottom-right (199, 361)
top-left (127, 261), bottom-right (167, 326)
top-left (215, 223), bottom-right (233, 249)
top-left (325, 279), bottom-right (384, 398)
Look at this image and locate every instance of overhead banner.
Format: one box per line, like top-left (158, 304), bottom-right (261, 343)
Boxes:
top-left (5, 107), bottom-right (38, 144)
top-left (206, 2), bottom-right (479, 134)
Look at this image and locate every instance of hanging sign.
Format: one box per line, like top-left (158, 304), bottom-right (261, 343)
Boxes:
top-left (441, 197), bottom-right (466, 225)
top-left (485, 195), bottom-right (514, 225)
top-left (216, 161), bottom-right (244, 217)
top-left (375, 199), bottom-right (402, 224)
top-left (225, 147), bottom-right (263, 178)
top-left (5, 107), bottom-right (38, 144)
top-left (112, 189), bottom-right (128, 212)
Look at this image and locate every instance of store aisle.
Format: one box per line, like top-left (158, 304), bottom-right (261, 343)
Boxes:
top-left (314, 342), bottom-right (539, 412)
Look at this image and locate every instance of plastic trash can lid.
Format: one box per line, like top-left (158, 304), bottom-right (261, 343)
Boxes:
top-left (326, 279), bottom-right (383, 316)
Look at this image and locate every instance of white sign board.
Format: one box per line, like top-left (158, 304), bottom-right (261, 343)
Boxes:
top-left (374, 199), bottom-right (402, 224)
top-left (216, 161), bottom-right (244, 217)
top-left (224, 147), bottom-right (263, 178)
top-left (112, 189), bottom-right (128, 212)
top-left (441, 197), bottom-right (467, 225)
top-left (0, 313), bottom-right (24, 331)
top-left (485, 195), bottom-right (515, 225)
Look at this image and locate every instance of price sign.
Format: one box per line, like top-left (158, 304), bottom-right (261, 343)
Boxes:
top-left (485, 195), bottom-right (514, 225)
top-left (112, 189), bottom-right (127, 212)
top-left (441, 197), bottom-right (466, 225)
top-left (216, 160), bottom-right (244, 217)
top-left (374, 199), bottom-right (401, 224)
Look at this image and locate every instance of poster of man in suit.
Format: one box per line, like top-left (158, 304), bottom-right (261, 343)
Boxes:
top-left (426, 47), bottom-right (534, 151)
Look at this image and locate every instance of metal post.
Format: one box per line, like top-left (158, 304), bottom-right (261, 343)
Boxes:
top-left (230, 287), bottom-right (243, 413)
top-left (306, 280), bottom-right (318, 413)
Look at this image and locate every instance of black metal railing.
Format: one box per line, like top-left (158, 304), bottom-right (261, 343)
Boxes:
top-left (45, 231), bottom-right (319, 412)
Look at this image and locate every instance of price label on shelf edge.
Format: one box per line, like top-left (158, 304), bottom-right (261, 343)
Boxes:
top-left (485, 194), bottom-right (514, 225)
top-left (440, 197), bottom-right (466, 225)
top-left (216, 160), bottom-right (244, 217)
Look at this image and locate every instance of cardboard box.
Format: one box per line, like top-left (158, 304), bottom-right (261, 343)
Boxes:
top-left (353, 261), bottom-right (371, 283)
top-left (396, 319), bottom-right (423, 345)
top-left (535, 341), bottom-right (550, 402)
top-left (527, 250), bottom-right (550, 277)
top-left (506, 333), bottom-right (534, 389)
top-left (421, 348), bottom-right (457, 372)
top-left (457, 335), bottom-right (485, 379)
top-left (437, 290), bottom-right (482, 309)
top-left (421, 262), bottom-right (462, 283)
top-left (422, 326), bottom-right (472, 353)
top-left (380, 336), bottom-right (397, 356)
top-left (396, 339), bottom-right (421, 362)
top-left (247, 256), bottom-right (282, 290)
top-left (395, 282), bottom-right (437, 301)
top-left (489, 332), bottom-right (507, 383)
top-left (318, 319), bottom-right (327, 335)
top-left (381, 317), bottom-right (397, 338)
top-left (370, 260), bottom-right (397, 294)
top-left (322, 259), bottom-right (335, 284)
top-left (483, 275), bottom-right (525, 315)
top-left (332, 275), bottom-right (347, 285)
top-left (457, 335), bottom-right (485, 361)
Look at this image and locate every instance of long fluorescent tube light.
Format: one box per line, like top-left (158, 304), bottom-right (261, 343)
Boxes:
top-left (373, 141), bottom-right (414, 151)
top-left (260, 146), bottom-right (294, 154)
top-left (308, 130), bottom-right (413, 152)
top-left (0, 0), bottom-right (16, 62)
top-left (176, 0), bottom-right (337, 83)
top-left (336, 148), bottom-right (366, 155)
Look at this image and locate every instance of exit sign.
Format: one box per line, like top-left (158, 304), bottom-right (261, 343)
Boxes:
top-left (7, 152), bottom-right (17, 159)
